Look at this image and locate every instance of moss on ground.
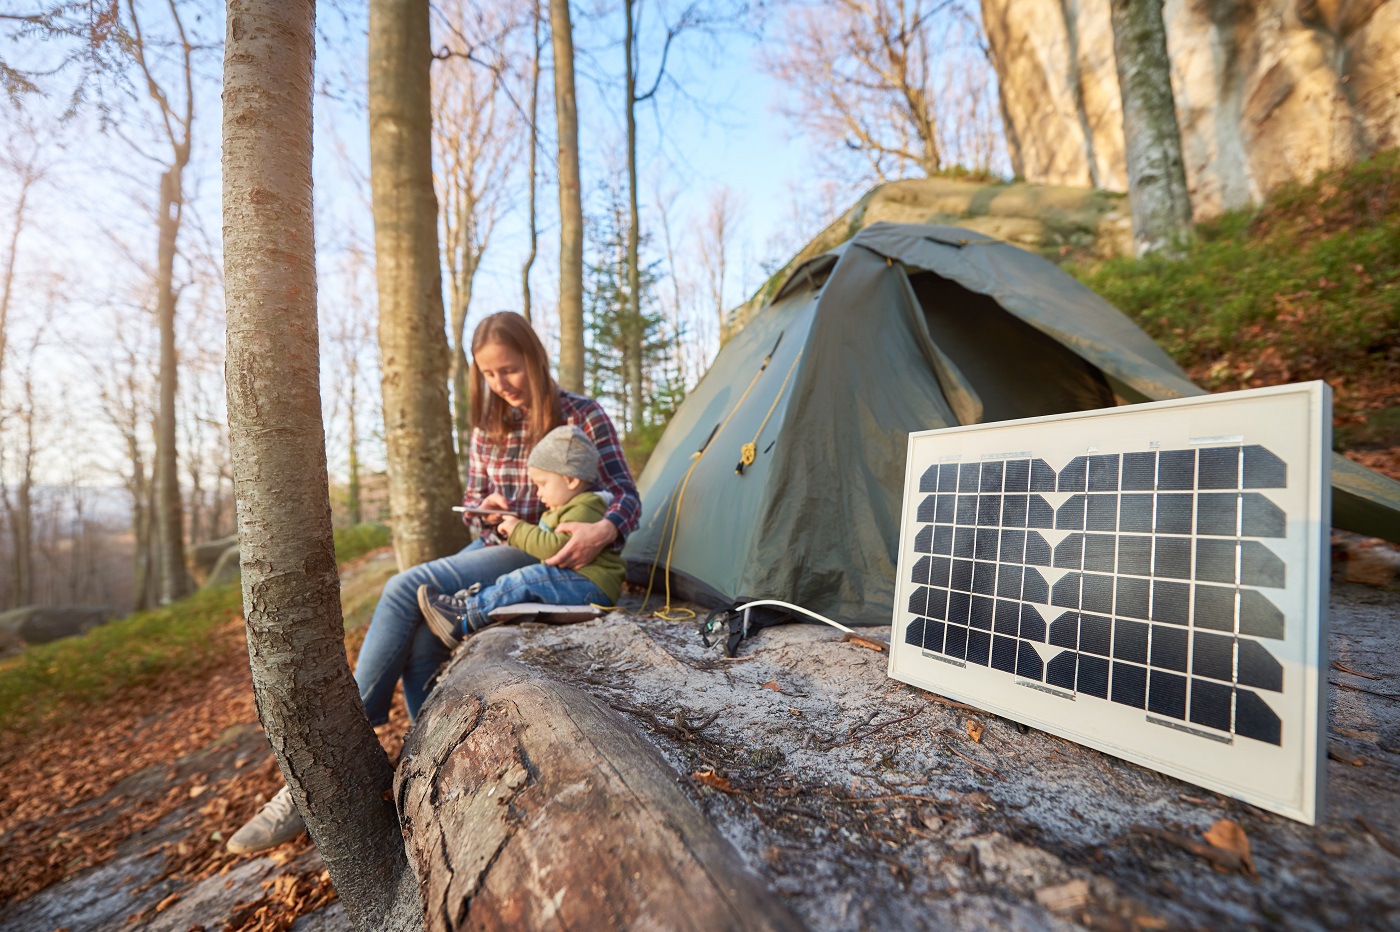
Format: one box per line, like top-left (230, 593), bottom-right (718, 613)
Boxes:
top-left (0, 523), bottom-right (394, 736)
top-left (1070, 149), bottom-right (1400, 456)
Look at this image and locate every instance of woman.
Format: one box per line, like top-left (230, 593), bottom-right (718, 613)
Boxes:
top-left (227, 311), bottom-right (641, 854)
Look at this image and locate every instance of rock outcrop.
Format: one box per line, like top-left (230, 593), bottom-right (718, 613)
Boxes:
top-left (726, 176), bottom-right (1131, 336)
top-left (0, 606), bottom-right (115, 651)
top-left (982, 0), bottom-right (1400, 218)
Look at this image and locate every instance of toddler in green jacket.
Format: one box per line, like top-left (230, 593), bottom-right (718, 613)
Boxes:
top-left (417, 425), bottom-right (625, 646)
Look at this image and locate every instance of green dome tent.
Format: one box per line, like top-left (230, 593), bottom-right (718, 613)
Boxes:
top-left (622, 222), bottom-right (1400, 627)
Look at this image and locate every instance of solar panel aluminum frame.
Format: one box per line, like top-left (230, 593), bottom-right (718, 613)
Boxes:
top-left (887, 383), bottom-right (1330, 824)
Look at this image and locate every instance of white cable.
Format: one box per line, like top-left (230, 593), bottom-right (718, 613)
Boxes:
top-left (732, 599), bottom-right (856, 635)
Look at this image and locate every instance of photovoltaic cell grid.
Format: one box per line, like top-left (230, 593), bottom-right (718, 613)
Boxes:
top-left (902, 446), bottom-right (1287, 745)
top-left (886, 384), bottom-right (1330, 823)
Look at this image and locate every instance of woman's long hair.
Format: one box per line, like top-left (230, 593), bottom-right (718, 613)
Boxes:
top-left (469, 311), bottom-right (564, 447)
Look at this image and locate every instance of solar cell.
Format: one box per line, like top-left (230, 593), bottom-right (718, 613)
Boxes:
top-left (889, 383), bottom-right (1329, 823)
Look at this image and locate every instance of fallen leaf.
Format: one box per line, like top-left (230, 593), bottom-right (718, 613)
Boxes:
top-left (692, 770), bottom-right (736, 793)
top-left (1203, 819), bottom-right (1257, 878)
top-left (966, 719), bottom-right (985, 743)
top-left (1034, 878), bottom-right (1089, 912)
top-left (188, 784), bottom-right (207, 799)
top-left (841, 633), bottom-right (887, 652)
top-left (760, 680), bottom-right (782, 692)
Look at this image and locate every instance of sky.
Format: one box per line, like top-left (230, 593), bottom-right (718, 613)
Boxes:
top-left (0, 0), bottom-right (999, 490)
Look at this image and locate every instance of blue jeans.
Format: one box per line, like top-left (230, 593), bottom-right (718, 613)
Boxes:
top-left (353, 539), bottom-right (536, 724)
top-left (460, 563), bottom-right (606, 632)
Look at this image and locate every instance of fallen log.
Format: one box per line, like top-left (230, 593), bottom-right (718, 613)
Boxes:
top-left (395, 625), bottom-right (804, 931)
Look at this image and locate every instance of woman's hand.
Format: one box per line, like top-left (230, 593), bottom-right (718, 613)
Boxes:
top-left (545, 519), bottom-right (619, 571)
top-left (480, 492), bottom-right (511, 526)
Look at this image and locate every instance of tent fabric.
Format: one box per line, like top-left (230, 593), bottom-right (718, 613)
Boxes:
top-left (624, 222), bottom-right (1400, 626)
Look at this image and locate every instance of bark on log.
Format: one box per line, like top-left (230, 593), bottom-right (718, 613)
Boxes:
top-left (395, 627), bottom-right (804, 931)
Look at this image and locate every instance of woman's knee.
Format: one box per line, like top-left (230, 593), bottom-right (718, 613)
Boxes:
top-left (380, 569), bottom-right (421, 605)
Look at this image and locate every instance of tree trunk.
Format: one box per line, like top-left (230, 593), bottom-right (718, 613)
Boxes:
top-left (222, 3), bottom-right (421, 928)
top-left (348, 368), bottom-right (363, 527)
top-left (624, 0), bottom-right (644, 433)
top-left (0, 173), bottom-right (28, 393)
top-left (129, 437), bottom-right (156, 612)
top-left (397, 626), bottom-right (804, 930)
top-left (550, 0), bottom-right (585, 393)
top-left (370, 0), bottom-right (467, 570)
top-left (1108, 0), bottom-right (1192, 256)
top-left (447, 194), bottom-right (477, 487)
top-left (155, 166), bottom-right (192, 604)
top-left (521, 0), bottom-right (540, 325)
top-left (14, 425), bottom-right (32, 608)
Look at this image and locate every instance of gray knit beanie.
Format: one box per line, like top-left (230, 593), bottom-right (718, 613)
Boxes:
top-left (528, 425), bottom-right (600, 484)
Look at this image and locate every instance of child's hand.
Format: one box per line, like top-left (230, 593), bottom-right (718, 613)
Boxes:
top-left (498, 515), bottom-right (520, 537)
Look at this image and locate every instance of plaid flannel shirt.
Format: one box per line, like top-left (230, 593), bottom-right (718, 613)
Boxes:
top-left (463, 390), bottom-right (641, 548)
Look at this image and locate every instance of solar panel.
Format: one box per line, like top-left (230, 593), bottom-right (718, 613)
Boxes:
top-left (887, 383), bottom-right (1330, 823)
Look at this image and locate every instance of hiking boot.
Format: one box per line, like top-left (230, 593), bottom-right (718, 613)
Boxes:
top-left (226, 785), bottom-right (304, 854)
top-left (417, 583), bottom-right (480, 648)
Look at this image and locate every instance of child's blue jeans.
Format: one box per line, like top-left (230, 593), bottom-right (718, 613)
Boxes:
top-left (460, 562), bottom-right (607, 633)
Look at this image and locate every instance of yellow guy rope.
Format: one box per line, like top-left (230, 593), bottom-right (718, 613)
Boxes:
top-left (737, 350), bottom-right (803, 473)
top-left (641, 341), bottom-right (786, 620)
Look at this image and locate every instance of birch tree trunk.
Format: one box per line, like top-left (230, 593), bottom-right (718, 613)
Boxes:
top-left (223, 2), bottom-right (421, 927)
top-left (550, 0), bottom-right (585, 393)
top-left (154, 163), bottom-right (192, 603)
top-left (124, 0), bottom-right (198, 605)
top-left (1108, 0), bottom-right (1193, 256)
top-left (521, 0), bottom-right (541, 325)
top-left (370, 0), bottom-right (466, 569)
top-left (623, 0), bottom-right (643, 434)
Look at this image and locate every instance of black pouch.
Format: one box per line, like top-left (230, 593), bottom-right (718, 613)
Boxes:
top-left (698, 596), bottom-right (805, 658)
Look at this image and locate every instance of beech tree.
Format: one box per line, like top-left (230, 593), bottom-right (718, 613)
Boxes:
top-left (1108, 0), bottom-right (1192, 255)
top-left (620, 0), bottom-right (738, 434)
top-left (521, 0), bottom-right (542, 323)
top-left (550, 0), bottom-right (585, 391)
top-left (222, 1), bottom-right (420, 927)
top-left (95, 305), bottom-right (160, 609)
top-left (764, 0), bottom-right (1003, 185)
top-left (124, 0), bottom-right (198, 604)
top-left (370, 0), bottom-right (465, 569)
top-left (432, 0), bottom-right (518, 482)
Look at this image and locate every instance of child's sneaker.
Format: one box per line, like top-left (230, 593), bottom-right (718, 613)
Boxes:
top-left (417, 583), bottom-right (478, 647)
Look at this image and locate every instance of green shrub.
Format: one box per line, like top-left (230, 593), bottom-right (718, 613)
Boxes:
top-left (1071, 149), bottom-right (1400, 391)
top-left (334, 522), bottom-right (392, 563)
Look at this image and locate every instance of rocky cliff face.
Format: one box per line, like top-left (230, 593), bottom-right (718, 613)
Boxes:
top-left (983, 0), bottom-right (1400, 218)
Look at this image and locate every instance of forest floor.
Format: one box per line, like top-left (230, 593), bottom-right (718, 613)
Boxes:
top-left (2, 544), bottom-right (1399, 931)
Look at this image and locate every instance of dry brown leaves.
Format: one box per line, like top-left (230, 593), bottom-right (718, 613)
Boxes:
top-left (1203, 818), bottom-right (1257, 879)
top-left (221, 866), bottom-right (340, 932)
top-left (0, 607), bottom-right (412, 930)
top-left (1345, 447), bottom-right (1400, 482)
top-left (0, 615), bottom-right (264, 904)
top-left (692, 769), bottom-right (738, 793)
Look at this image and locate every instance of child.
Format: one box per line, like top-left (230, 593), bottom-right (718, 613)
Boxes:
top-left (417, 425), bottom-right (625, 646)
